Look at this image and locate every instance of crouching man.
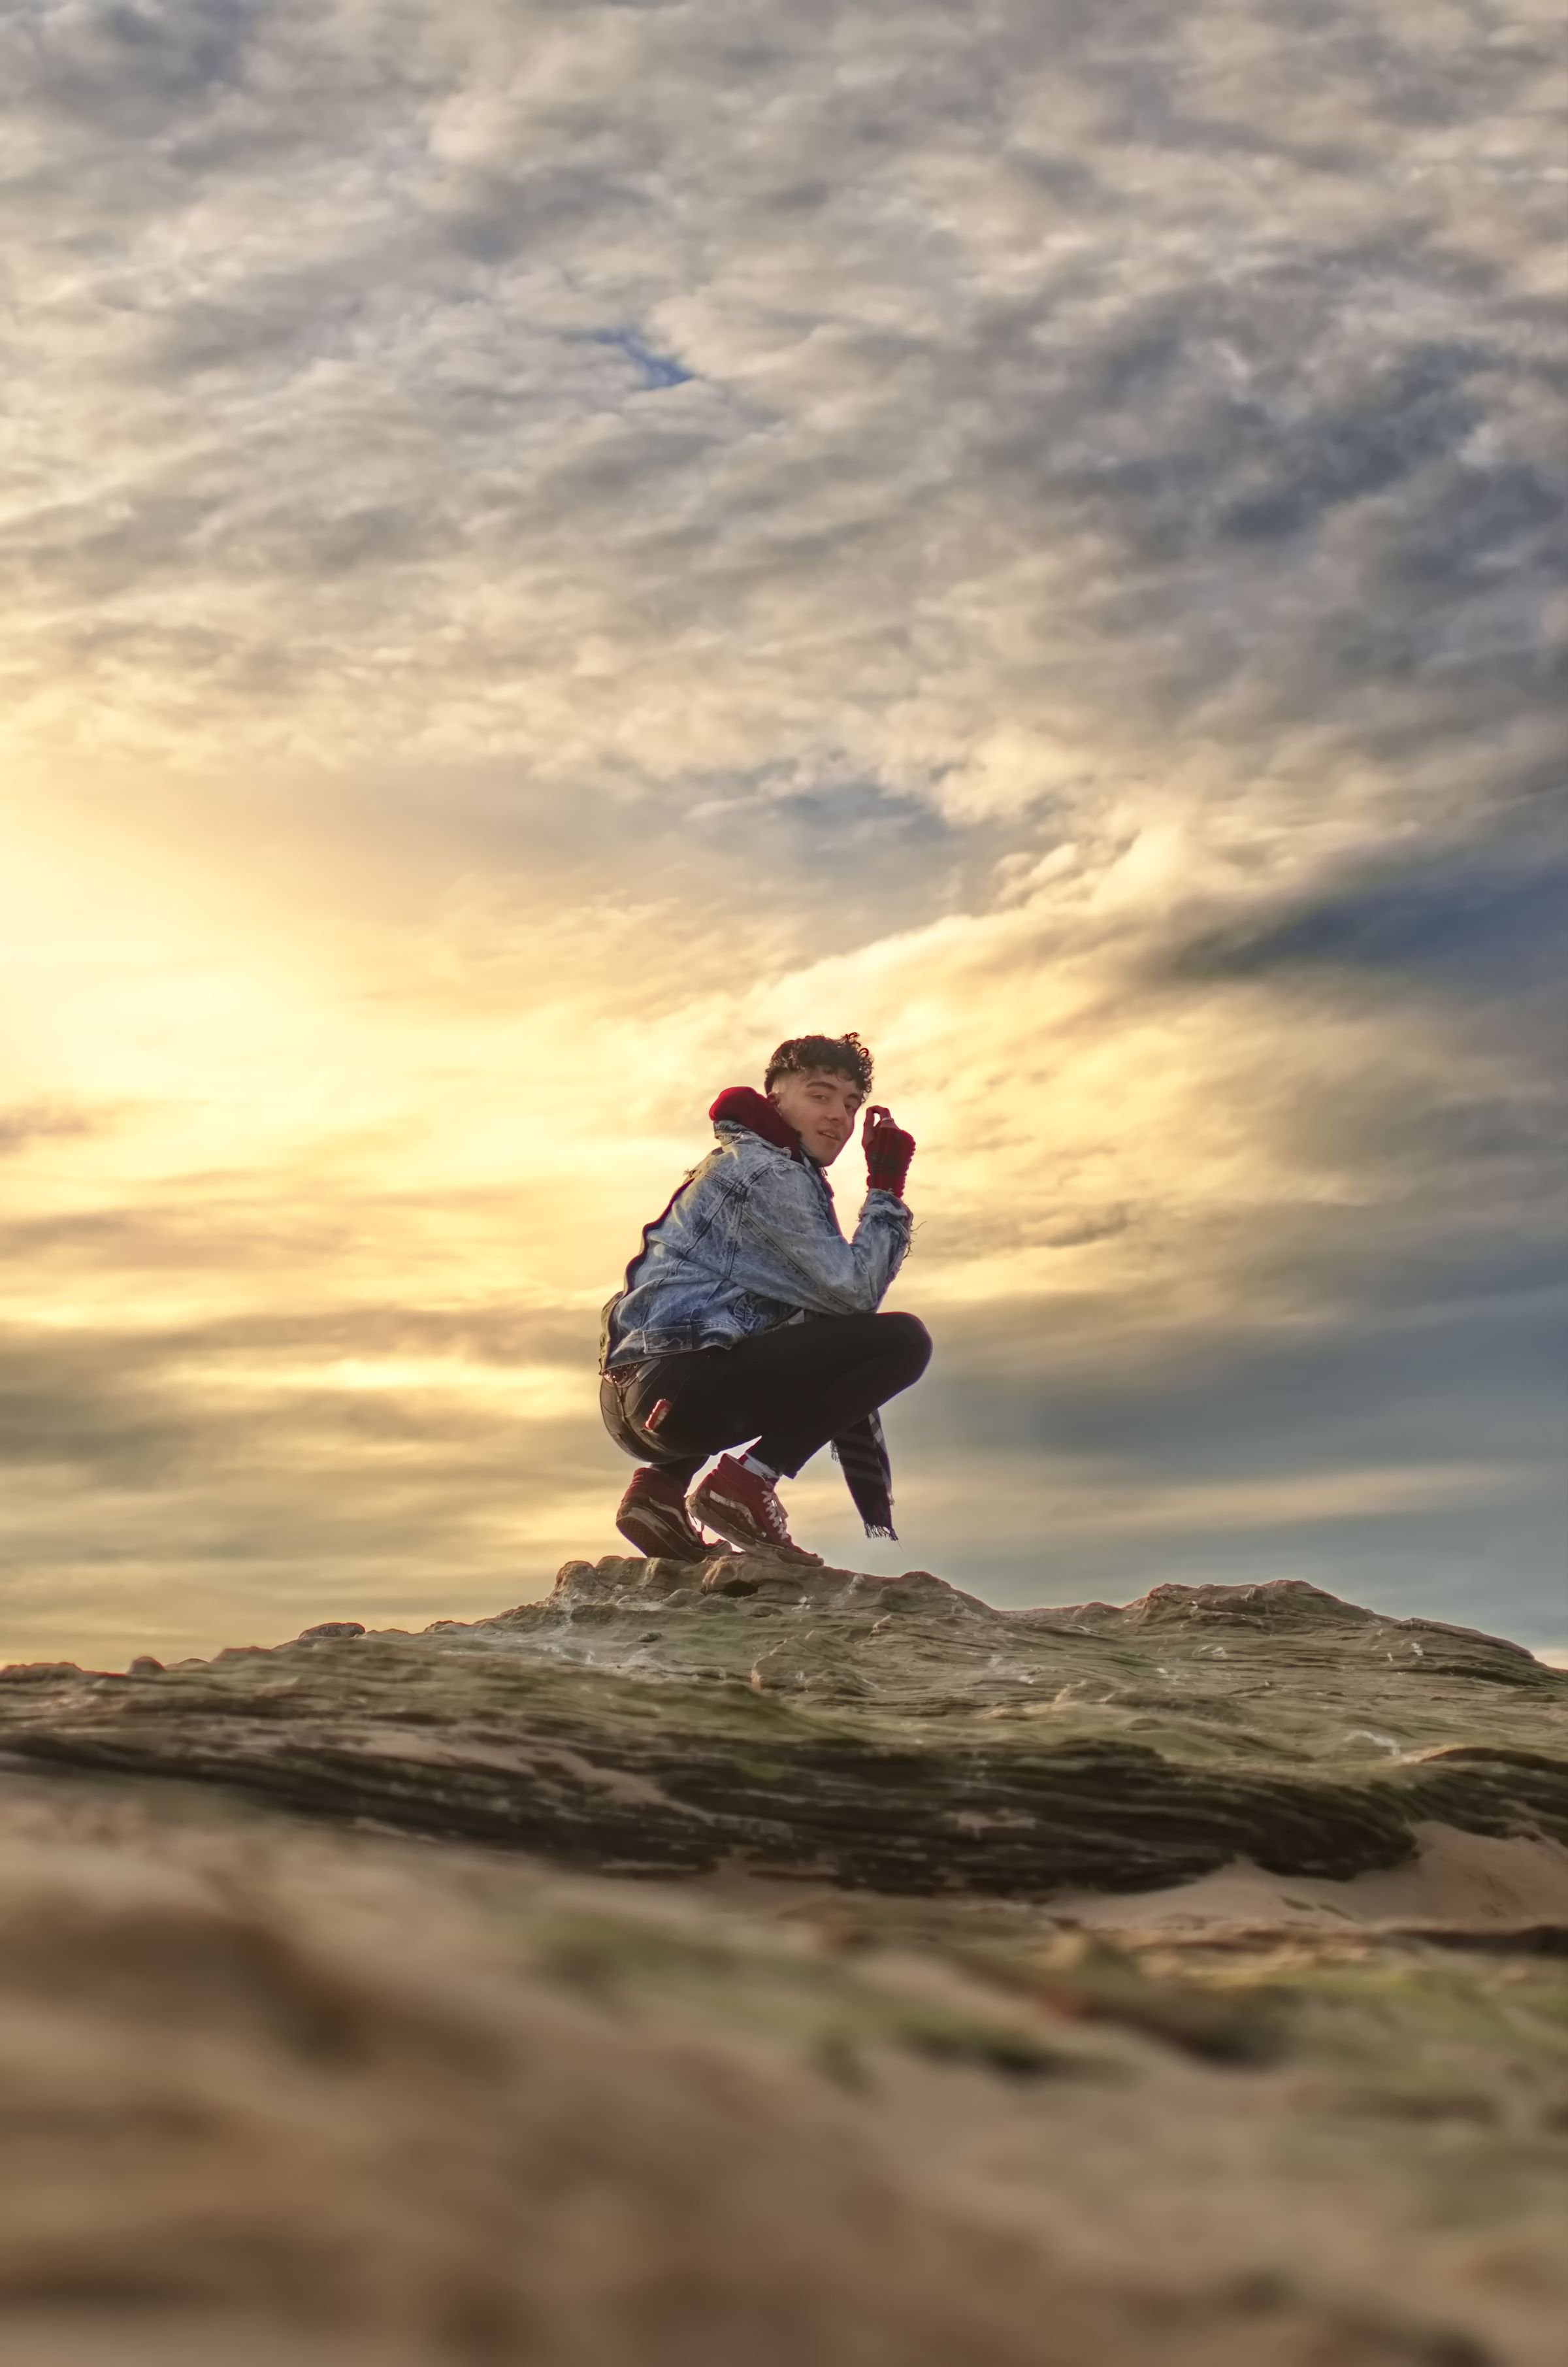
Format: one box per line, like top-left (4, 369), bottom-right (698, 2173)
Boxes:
top-left (598, 1032), bottom-right (930, 1564)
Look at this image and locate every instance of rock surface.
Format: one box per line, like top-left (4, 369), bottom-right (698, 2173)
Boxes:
top-left (2, 1564), bottom-right (1563, 1896)
top-left (1, 1565), bottom-right (1565, 2367)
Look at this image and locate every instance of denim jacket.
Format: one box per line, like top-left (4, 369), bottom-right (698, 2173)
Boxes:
top-left (600, 1119), bottom-right (912, 1371)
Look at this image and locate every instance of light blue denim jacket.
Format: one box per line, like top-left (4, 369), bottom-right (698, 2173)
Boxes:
top-left (601, 1120), bottom-right (913, 1371)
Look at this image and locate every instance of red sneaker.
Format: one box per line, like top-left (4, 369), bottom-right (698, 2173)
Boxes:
top-left (615, 1467), bottom-right (713, 1563)
top-left (687, 1456), bottom-right (823, 1563)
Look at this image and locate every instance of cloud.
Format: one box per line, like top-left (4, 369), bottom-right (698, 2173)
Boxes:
top-left (0, 1101), bottom-right (107, 1157)
top-left (3, 0), bottom-right (1561, 813)
top-left (1, 0), bottom-right (1562, 1657)
top-left (0, 1296), bottom-right (617, 1664)
top-left (1162, 808), bottom-right (1568, 993)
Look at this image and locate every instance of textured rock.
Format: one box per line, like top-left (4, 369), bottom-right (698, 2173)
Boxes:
top-left (1, 1567), bottom-right (1565, 2367)
top-left (0, 1565), bottom-right (1562, 1899)
top-left (7, 1775), bottom-right (1561, 2367)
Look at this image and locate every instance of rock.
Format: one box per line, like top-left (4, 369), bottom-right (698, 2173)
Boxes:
top-left (0, 1569), bottom-right (1560, 1901)
top-left (550, 1553), bottom-right (1000, 1620)
top-left (296, 1621), bottom-right (367, 1641)
top-left (0, 1566), bottom-right (1564, 2366)
top-left (701, 1558), bottom-right (763, 1597)
top-left (551, 1554), bottom-right (708, 1609)
top-left (1119, 1578), bottom-right (1377, 1628)
top-left (127, 1655), bottom-right (165, 1676)
top-left (0, 1789), bottom-right (1545, 2367)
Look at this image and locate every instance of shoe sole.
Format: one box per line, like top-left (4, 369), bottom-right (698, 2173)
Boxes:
top-left (687, 1492), bottom-right (823, 1565)
top-left (616, 1507), bottom-right (713, 1564)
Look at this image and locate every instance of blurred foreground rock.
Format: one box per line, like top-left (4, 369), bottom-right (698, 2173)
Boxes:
top-left (1, 1567), bottom-right (1565, 2366)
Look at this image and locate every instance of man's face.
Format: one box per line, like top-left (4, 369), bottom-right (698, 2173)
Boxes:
top-left (768, 1066), bottom-right (864, 1166)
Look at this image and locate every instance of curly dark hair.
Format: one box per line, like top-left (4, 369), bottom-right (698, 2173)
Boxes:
top-left (764, 1032), bottom-right (875, 1094)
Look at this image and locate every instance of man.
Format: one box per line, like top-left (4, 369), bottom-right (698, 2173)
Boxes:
top-left (598, 1032), bottom-right (928, 1563)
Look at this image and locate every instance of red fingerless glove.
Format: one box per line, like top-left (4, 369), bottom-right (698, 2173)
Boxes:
top-left (862, 1105), bottom-right (915, 1199)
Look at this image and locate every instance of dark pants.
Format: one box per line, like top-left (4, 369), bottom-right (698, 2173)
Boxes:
top-left (621, 1311), bottom-right (932, 1490)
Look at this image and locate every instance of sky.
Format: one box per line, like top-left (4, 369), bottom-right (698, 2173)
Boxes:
top-left (2, 0), bottom-right (1565, 1668)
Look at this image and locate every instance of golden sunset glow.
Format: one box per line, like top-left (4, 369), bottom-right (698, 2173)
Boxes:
top-left (3, 0), bottom-right (1563, 1665)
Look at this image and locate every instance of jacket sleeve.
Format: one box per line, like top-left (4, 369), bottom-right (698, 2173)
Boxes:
top-left (725, 1151), bottom-right (911, 1317)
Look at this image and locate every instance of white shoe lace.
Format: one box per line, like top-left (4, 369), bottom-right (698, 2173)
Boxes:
top-left (756, 1481), bottom-right (791, 1542)
top-left (703, 1463), bottom-right (793, 1547)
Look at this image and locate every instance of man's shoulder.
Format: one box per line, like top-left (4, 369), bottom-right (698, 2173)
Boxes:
top-left (710, 1121), bottom-right (797, 1175)
top-left (711, 1127), bottom-right (840, 1223)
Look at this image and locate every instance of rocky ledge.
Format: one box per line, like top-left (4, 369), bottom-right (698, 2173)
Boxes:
top-left (3, 1563), bottom-right (1563, 1899)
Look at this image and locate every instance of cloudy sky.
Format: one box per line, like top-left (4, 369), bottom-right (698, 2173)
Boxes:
top-left (3, 0), bottom-right (1564, 1667)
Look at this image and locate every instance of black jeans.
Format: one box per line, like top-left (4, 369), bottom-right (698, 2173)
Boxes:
top-left (621, 1311), bottom-right (931, 1490)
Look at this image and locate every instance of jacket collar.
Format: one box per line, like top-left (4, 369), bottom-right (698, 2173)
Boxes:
top-left (710, 1086), bottom-right (836, 1199)
top-left (708, 1085), bottom-right (802, 1160)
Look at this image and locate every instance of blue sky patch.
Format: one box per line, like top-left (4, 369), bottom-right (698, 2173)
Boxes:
top-left (590, 328), bottom-right (695, 390)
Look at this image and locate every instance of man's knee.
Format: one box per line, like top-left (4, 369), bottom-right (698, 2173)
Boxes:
top-left (879, 1311), bottom-right (932, 1376)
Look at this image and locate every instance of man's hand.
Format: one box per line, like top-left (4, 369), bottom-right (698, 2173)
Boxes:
top-left (862, 1104), bottom-right (915, 1200)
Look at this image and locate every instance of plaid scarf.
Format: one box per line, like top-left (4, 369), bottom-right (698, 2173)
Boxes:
top-left (830, 1411), bottom-right (896, 1541)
